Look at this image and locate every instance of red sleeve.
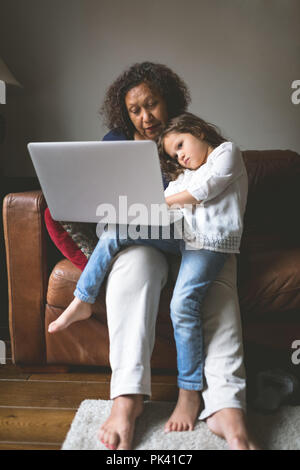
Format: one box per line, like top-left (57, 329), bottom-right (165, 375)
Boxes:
top-left (44, 207), bottom-right (88, 271)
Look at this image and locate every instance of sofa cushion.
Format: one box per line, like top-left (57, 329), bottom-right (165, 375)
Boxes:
top-left (45, 259), bottom-right (176, 368)
top-left (241, 150), bottom-right (300, 253)
top-left (46, 257), bottom-right (174, 322)
top-left (46, 259), bottom-right (107, 320)
top-left (45, 303), bottom-right (177, 368)
top-left (238, 248), bottom-right (300, 317)
top-left (45, 304), bottom-right (111, 366)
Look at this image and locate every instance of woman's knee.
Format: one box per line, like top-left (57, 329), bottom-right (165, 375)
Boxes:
top-left (107, 245), bottom-right (169, 289)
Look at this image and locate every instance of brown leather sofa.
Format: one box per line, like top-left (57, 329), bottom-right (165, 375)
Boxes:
top-left (3, 149), bottom-right (300, 371)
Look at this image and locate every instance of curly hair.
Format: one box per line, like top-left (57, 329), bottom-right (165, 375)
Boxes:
top-left (158, 112), bottom-right (227, 181)
top-left (100, 62), bottom-right (191, 139)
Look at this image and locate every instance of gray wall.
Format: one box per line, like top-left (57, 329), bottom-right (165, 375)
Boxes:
top-left (0, 0), bottom-right (299, 176)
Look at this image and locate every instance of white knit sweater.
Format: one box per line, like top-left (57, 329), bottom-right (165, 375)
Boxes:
top-left (164, 141), bottom-right (248, 253)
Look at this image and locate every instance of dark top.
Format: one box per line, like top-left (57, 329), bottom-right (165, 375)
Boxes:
top-left (103, 129), bottom-right (128, 142)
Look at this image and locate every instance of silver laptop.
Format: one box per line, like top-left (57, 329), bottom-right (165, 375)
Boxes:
top-left (28, 140), bottom-right (181, 227)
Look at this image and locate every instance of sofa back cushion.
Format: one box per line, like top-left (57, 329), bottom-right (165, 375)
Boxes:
top-left (241, 149), bottom-right (300, 253)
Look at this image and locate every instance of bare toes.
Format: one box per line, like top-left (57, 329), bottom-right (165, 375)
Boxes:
top-left (168, 422), bottom-right (174, 432)
top-left (102, 430), bottom-right (110, 448)
top-left (98, 426), bottom-right (106, 442)
top-left (108, 432), bottom-right (119, 450)
top-left (101, 434), bottom-right (107, 446)
top-left (164, 420), bottom-right (171, 433)
top-left (118, 431), bottom-right (132, 450)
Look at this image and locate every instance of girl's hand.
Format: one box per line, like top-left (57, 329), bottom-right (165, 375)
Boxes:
top-left (165, 190), bottom-right (201, 208)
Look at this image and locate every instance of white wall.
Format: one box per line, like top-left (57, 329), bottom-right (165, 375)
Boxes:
top-left (0, 0), bottom-right (299, 176)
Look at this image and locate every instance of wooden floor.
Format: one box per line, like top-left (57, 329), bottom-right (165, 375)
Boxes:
top-left (0, 339), bottom-right (178, 450)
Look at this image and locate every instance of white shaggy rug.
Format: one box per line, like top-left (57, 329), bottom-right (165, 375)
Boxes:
top-left (61, 400), bottom-right (300, 450)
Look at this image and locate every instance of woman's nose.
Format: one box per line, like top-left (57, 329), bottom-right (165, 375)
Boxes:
top-left (142, 109), bottom-right (152, 122)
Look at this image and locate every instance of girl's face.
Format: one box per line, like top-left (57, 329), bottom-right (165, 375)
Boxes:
top-left (125, 82), bottom-right (169, 140)
top-left (163, 132), bottom-right (214, 170)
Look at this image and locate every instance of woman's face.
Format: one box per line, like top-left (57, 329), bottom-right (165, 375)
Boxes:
top-left (125, 82), bottom-right (169, 140)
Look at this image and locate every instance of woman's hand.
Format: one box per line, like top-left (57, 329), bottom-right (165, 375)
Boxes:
top-left (165, 190), bottom-right (201, 208)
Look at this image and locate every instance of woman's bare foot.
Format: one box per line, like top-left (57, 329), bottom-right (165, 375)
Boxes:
top-left (98, 395), bottom-right (144, 450)
top-left (48, 297), bottom-right (92, 333)
top-left (164, 389), bottom-right (202, 432)
top-left (206, 408), bottom-right (261, 450)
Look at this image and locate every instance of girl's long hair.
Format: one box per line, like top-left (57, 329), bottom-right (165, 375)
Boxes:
top-left (158, 112), bottom-right (227, 181)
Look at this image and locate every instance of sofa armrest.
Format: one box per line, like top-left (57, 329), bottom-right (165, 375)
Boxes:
top-left (3, 190), bottom-right (48, 364)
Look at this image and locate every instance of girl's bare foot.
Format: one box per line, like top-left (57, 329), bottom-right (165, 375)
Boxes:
top-left (48, 297), bottom-right (92, 333)
top-left (164, 389), bottom-right (202, 432)
top-left (98, 395), bottom-right (144, 450)
top-left (206, 408), bottom-right (261, 450)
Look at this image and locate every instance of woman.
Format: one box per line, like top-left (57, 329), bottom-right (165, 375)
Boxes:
top-left (53, 62), bottom-right (258, 450)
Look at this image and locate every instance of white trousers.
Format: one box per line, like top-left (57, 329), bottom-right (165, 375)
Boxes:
top-left (105, 246), bottom-right (246, 420)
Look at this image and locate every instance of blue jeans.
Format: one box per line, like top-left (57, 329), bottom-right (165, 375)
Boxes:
top-left (74, 223), bottom-right (228, 391)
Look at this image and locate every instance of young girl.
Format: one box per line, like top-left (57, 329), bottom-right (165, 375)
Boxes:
top-left (48, 112), bottom-right (248, 434)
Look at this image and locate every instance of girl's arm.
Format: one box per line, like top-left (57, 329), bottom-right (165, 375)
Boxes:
top-left (187, 142), bottom-right (245, 203)
top-left (165, 190), bottom-right (201, 208)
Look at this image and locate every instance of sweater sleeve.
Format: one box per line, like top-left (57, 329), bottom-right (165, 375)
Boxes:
top-left (164, 173), bottom-right (185, 197)
top-left (187, 142), bottom-right (245, 202)
top-left (102, 129), bottom-right (127, 141)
